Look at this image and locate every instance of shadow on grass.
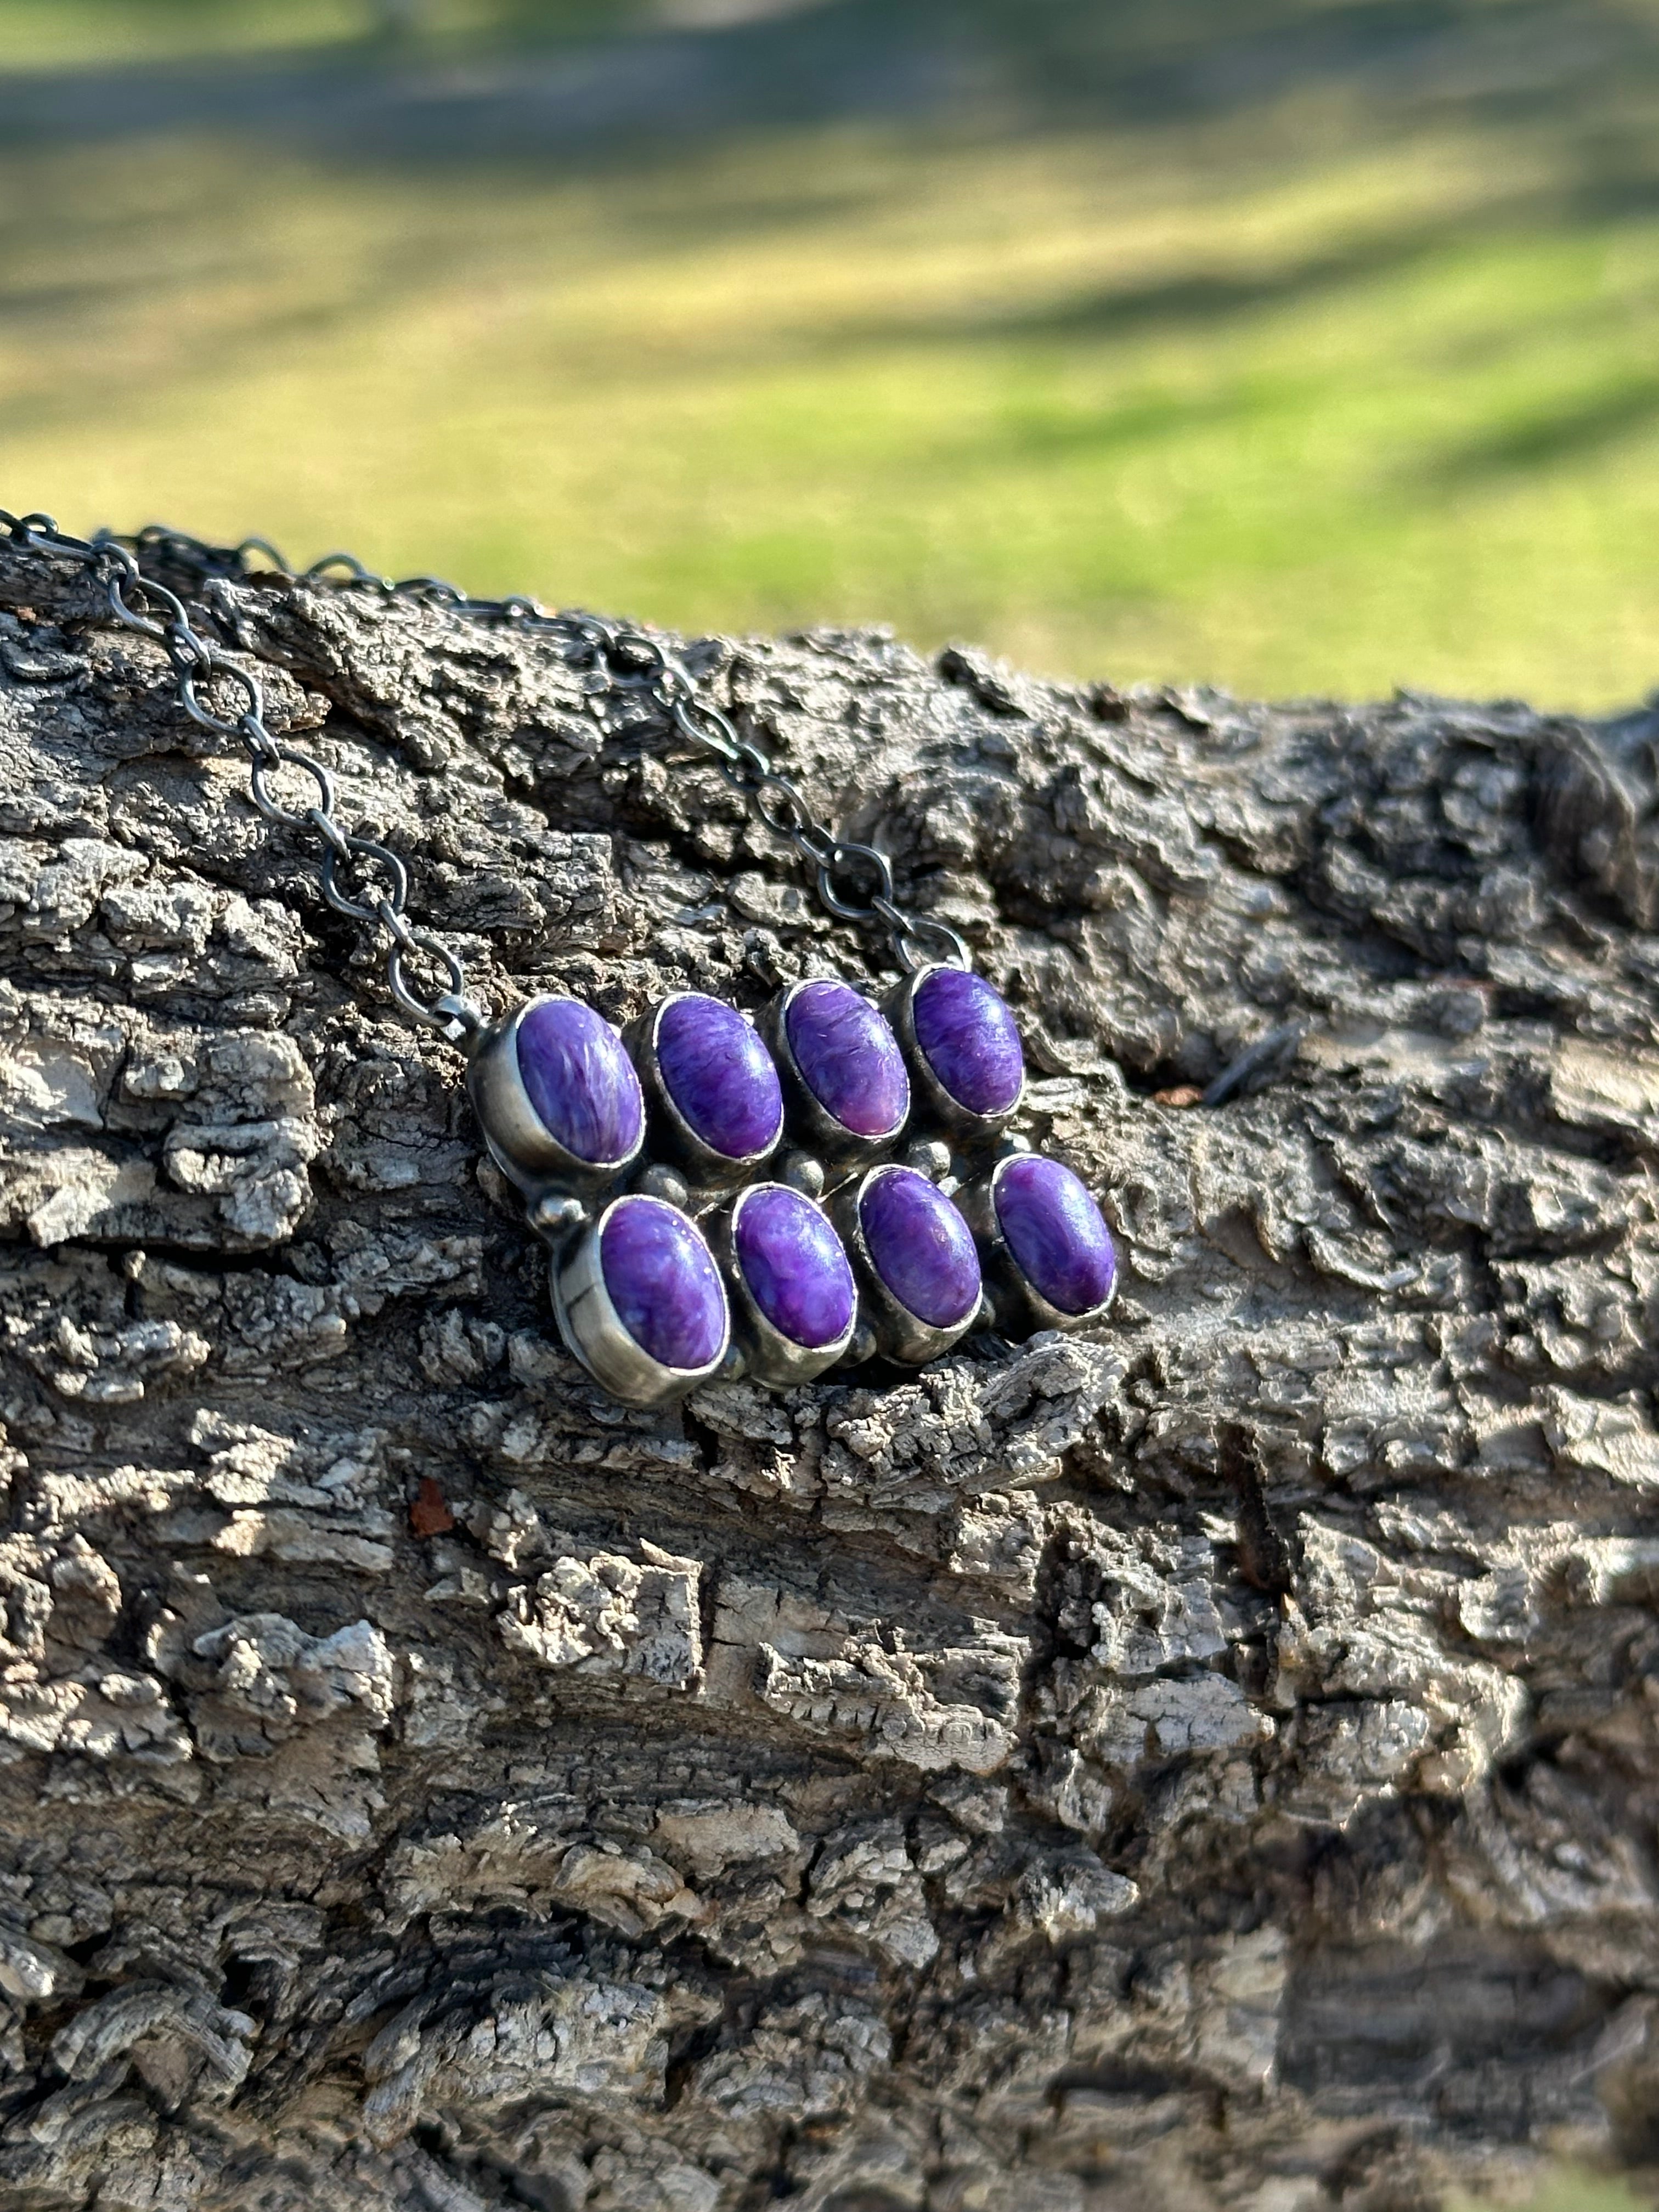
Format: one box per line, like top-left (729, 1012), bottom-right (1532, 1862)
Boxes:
top-left (3, 0), bottom-right (1654, 379)
top-left (1426, 369), bottom-right (1659, 478)
top-left (0, 0), bottom-right (963, 160)
top-left (988, 382), bottom-right (1291, 462)
top-left (906, 212), bottom-right (1496, 351)
top-left (2, 0), bottom-right (1659, 170)
top-left (5, 0), bottom-right (1659, 658)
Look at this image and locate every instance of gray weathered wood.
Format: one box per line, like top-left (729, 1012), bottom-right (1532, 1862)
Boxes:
top-left (1, 545), bottom-right (1656, 2209)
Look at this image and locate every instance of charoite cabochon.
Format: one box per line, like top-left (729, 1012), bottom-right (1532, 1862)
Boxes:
top-left (465, 964), bottom-right (1119, 1407)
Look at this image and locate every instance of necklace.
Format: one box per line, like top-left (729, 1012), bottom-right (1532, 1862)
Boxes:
top-left (1, 511), bottom-right (1121, 1408)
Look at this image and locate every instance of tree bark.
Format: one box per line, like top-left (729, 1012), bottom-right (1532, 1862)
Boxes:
top-left (1, 545), bottom-right (1657, 2211)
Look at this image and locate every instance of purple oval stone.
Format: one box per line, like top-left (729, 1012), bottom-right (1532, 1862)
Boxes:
top-left (858, 1166), bottom-right (980, 1329)
top-left (995, 1155), bottom-right (1117, 1316)
top-left (517, 997), bottom-right (644, 1166)
top-left (785, 980), bottom-right (909, 1139)
top-left (735, 1184), bottom-right (856, 1349)
top-left (912, 967), bottom-right (1024, 1117)
top-left (656, 995), bottom-right (783, 1162)
top-left (600, 1196), bottom-right (727, 1370)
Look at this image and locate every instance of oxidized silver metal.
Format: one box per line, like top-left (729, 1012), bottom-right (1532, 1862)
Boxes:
top-left (466, 996), bottom-right (645, 1199)
top-left (5, 512), bottom-right (973, 1003)
top-left (706, 1181), bottom-right (858, 1389)
top-left (551, 1199), bottom-right (730, 1408)
top-left (954, 1153), bottom-right (1119, 1341)
top-left (829, 1167), bottom-right (984, 1367)
top-left (0, 512), bottom-right (487, 1045)
top-left (884, 961), bottom-right (1024, 1146)
top-left (623, 992), bottom-right (783, 1188)
top-left (760, 980), bottom-right (908, 1181)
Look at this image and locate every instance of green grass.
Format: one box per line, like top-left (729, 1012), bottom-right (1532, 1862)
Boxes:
top-left (4, 1), bottom-right (1659, 707)
top-left (0, 0), bottom-right (643, 69)
top-left (1448, 2166), bottom-right (1655, 2211)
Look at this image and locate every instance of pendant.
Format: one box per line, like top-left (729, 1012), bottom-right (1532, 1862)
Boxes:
top-left (885, 963), bottom-right (1025, 1137)
top-left (831, 1163), bottom-right (983, 1364)
top-left (761, 977), bottom-right (910, 1170)
top-left (462, 969), bottom-right (1119, 1409)
top-left (624, 991), bottom-right (784, 1184)
top-left (709, 1181), bottom-right (859, 1387)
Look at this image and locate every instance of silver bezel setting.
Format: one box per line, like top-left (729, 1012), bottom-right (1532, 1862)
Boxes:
top-left (623, 992), bottom-right (784, 1190)
top-left (830, 1165), bottom-right (983, 1367)
top-left (467, 996), bottom-right (645, 1199)
top-left (761, 979), bottom-right (910, 1179)
top-left (707, 1181), bottom-right (859, 1389)
top-left (955, 1155), bottom-right (1119, 1340)
top-left (883, 962), bottom-right (1025, 1146)
top-left (551, 1195), bottom-right (730, 1408)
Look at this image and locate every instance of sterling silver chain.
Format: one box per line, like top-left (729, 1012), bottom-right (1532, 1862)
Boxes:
top-left (0, 511), bottom-right (970, 1042)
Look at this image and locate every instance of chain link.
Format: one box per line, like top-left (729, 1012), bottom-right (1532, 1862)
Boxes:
top-left (177, 519), bottom-right (969, 970)
top-left (0, 509), bottom-right (486, 1042)
top-left (0, 512), bottom-right (970, 1020)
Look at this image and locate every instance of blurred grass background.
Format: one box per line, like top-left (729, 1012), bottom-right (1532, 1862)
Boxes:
top-left (2, 0), bottom-right (1658, 708)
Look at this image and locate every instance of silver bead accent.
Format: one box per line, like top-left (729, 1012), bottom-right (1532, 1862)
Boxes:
top-left (526, 1192), bottom-right (588, 1246)
top-left (634, 1162), bottom-right (692, 1209)
top-left (842, 1319), bottom-right (879, 1368)
top-left (780, 1150), bottom-right (827, 1198)
top-left (904, 1136), bottom-right (953, 1182)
